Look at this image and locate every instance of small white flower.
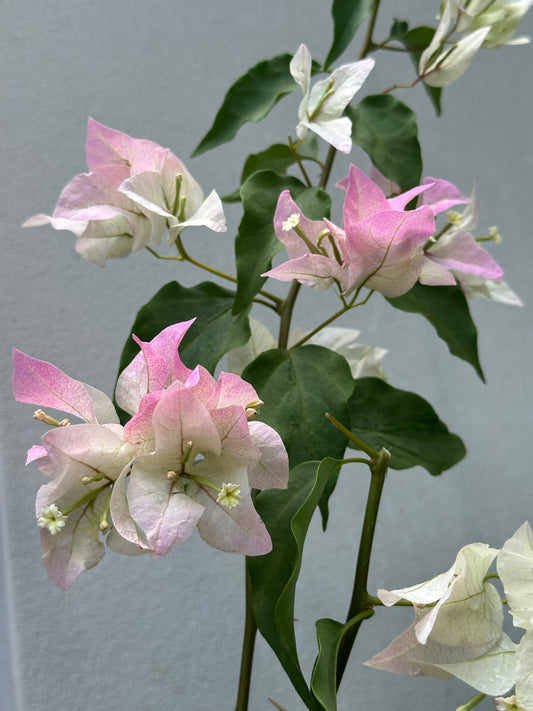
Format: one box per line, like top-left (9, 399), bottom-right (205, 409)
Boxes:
top-left (37, 504), bottom-right (68, 535)
top-left (282, 213), bottom-right (301, 232)
top-left (216, 483), bottom-right (242, 509)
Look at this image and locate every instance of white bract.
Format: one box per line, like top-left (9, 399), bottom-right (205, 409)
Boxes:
top-left (366, 543), bottom-right (516, 696)
top-left (420, 1), bottom-right (491, 87)
top-left (456, 0), bottom-right (533, 47)
top-left (290, 44), bottom-right (374, 153)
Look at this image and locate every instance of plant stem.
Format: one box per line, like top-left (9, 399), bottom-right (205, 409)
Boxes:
top-left (320, 145), bottom-right (337, 189)
top-left (382, 77), bottom-right (421, 94)
top-left (234, 563), bottom-right (258, 711)
top-left (289, 138), bottom-right (312, 188)
top-left (326, 413), bottom-right (380, 459)
top-left (366, 594), bottom-right (413, 607)
top-left (278, 281), bottom-right (301, 349)
top-left (147, 244), bottom-right (282, 308)
top-left (336, 447), bottom-right (390, 686)
top-left (456, 693), bottom-right (486, 711)
top-left (358, 0), bottom-right (382, 59)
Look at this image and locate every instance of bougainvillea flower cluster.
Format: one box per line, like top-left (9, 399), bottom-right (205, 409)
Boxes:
top-left (13, 321), bottom-right (288, 589)
top-left (264, 164), bottom-right (504, 299)
top-left (23, 120), bottom-right (226, 266)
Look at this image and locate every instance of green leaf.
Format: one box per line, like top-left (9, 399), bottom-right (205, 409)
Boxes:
top-left (325, 0), bottom-right (377, 69)
top-left (233, 173), bottom-right (330, 314)
top-left (242, 345), bottom-right (354, 467)
top-left (311, 611), bottom-right (374, 711)
top-left (391, 23), bottom-right (442, 115)
top-left (317, 468), bottom-right (341, 532)
top-left (347, 94), bottom-right (422, 191)
top-left (348, 377), bottom-right (466, 475)
top-left (386, 282), bottom-right (485, 382)
top-left (192, 54), bottom-right (298, 157)
top-left (223, 136), bottom-right (320, 202)
top-left (390, 19), bottom-right (409, 38)
top-left (114, 281), bottom-right (250, 422)
top-left (248, 458), bottom-right (343, 711)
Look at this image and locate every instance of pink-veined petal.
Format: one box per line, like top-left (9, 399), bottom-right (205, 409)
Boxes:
top-left (417, 177), bottom-right (470, 215)
top-left (343, 164), bottom-right (390, 224)
top-left (263, 254), bottom-right (349, 290)
top-left (188, 460), bottom-right (271, 555)
top-left (126, 465), bottom-right (204, 556)
top-left (115, 320), bottom-right (195, 414)
top-left (208, 372), bottom-right (260, 411)
top-left (247, 421), bottom-right (289, 490)
top-left (210, 406), bottom-right (261, 467)
top-left (26, 445), bottom-right (48, 466)
top-left (149, 383), bottom-right (222, 469)
top-left (109, 464), bottom-right (151, 551)
top-left (86, 118), bottom-right (161, 171)
top-left (13, 349), bottom-right (99, 423)
top-left (426, 230), bottom-right (504, 279)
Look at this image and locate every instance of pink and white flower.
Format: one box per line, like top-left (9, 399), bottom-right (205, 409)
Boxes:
top-left (23, 119), bottom-right (226, 266)
top-left (262, 190), bottom-right (349, 290)
top-left (13, 321), bottom-right (289, 588)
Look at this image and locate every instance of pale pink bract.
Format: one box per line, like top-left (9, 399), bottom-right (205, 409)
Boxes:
top-left (13, 321), bottom-right (289, 588)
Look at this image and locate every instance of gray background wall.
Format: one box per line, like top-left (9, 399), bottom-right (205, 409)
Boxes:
top-left (1, 1), bottom-right (532, 709)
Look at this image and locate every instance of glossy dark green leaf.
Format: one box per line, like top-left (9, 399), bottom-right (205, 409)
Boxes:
top-left (242, 345), bottom-right (353, 467)
top-left (114, 281), bottom-right (250, 422)
top-left (248, 459), bottom-right (342, 711)
top-left (348, 377), bottom-right (466, 475)
top-left (311, 611), bottom-right (374, 711)
top-left (347, 94), bottom-right (422, 191)
top-left (391, 23), bottom-right (442, 115)
top-left (325, 0), bottom-right (377, 69)
top-left (233, 173), bottom-right (330, 314)
top-left (223, 137), bottom-right (320, 202)
top-left (387, 282), bottom-right (485, 381)
top-left (192, 54), bottom-right (298, 156)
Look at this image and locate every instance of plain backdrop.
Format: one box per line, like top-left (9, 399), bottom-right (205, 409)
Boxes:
top-left (1, 1), bottom-right (532, 709)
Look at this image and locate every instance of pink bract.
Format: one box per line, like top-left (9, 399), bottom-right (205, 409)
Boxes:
top-left (23, 119), bottom-right (226, 266)
top-left (13, 321), bottom-right (289, 588)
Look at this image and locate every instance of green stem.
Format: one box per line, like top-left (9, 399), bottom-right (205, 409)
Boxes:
top-left (289, 137), bottom-right (312, 188)
top-left (290, 305), bottom-right (349, 348)
top-left (61, 483), bottom-right (111, 516)
top-left (382, 76), bottom-right (421, 95)
top-left (234, 563), bottom-right (258, 711)
top-left (342, 457), bottom-right (374, 468)
top-left (336, 447), bottom-right (390, 686)
top-left (326, 413), bottom-right (380, 460)
top-left (366, 594), bottom-right (413, 607)
top-left (146, 245), bottom-right (282, 308)
top-left (320, 145), bottom-right (337, 189)
top-left (278, 281), bottom-right (301, 349)
top-left (456, 693), bottom-right (486, 711)
top-left (358, 0), bottom-right (382, 59)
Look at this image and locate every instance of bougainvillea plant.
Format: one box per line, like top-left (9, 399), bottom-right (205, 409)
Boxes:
top-left (14, 1), bottom-right (532, 710)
